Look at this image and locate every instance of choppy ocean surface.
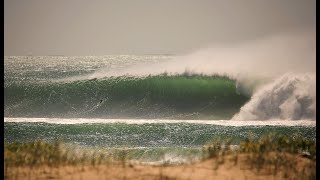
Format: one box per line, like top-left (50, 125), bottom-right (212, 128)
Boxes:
top-left (4, 55), bottom-right (316, 163)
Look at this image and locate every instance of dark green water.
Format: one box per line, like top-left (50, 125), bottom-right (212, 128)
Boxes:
top-left (4, 122), bottom-right (315, 147)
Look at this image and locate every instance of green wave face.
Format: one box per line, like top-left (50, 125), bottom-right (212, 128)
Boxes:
top-left (4, 74), bottom-right (250, 119)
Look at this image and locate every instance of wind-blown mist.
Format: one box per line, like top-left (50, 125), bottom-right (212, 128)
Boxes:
top-left (90, 30), bottom-right (315, 78)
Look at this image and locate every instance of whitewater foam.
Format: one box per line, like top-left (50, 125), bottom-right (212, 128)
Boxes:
top-left (232, 73), bottom-right (316, 120)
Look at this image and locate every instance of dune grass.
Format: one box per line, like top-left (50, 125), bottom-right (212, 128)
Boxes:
top-left (4, 133), bottom-right (316, 179)
top-left (203, 133), bottom-right (316, 179)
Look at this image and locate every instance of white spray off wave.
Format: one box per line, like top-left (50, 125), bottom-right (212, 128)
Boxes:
top-left (91, 30), bottom-right (315, 78)
top-left (90, 30), bottom-right (315, 120)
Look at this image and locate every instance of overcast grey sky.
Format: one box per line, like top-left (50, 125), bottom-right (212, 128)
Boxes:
top-left (4, 0), bottom-right (316, 56)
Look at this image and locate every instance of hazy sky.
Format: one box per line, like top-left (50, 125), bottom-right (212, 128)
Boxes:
top-left (4, 0), bottom-right (316, 55)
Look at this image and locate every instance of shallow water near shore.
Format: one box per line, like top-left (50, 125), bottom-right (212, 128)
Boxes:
top-left (4, 118), bottom-right (316, 164)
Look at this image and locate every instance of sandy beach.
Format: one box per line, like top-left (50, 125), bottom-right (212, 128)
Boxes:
top-left (5, 153), bottom-right (315, 180)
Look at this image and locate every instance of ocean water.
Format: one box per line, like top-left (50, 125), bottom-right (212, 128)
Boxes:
top-left (4, 55), bottom-right (316, 164)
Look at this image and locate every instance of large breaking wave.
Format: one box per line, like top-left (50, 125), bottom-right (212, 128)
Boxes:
top-left (4, 74), bottom-right (250, 119)
top-left (4, 73), bottom-right (316, 120)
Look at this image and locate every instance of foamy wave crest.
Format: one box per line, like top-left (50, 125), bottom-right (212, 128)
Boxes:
top-left (232, 73), bottom-right (316, 120)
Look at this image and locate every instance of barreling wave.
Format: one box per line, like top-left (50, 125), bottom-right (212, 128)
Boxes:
top-left (4, 74), bottom-right (250, 119)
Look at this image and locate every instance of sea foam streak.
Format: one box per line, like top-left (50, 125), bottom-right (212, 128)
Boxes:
top-left (4, 118), bottom-right (316, 126)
